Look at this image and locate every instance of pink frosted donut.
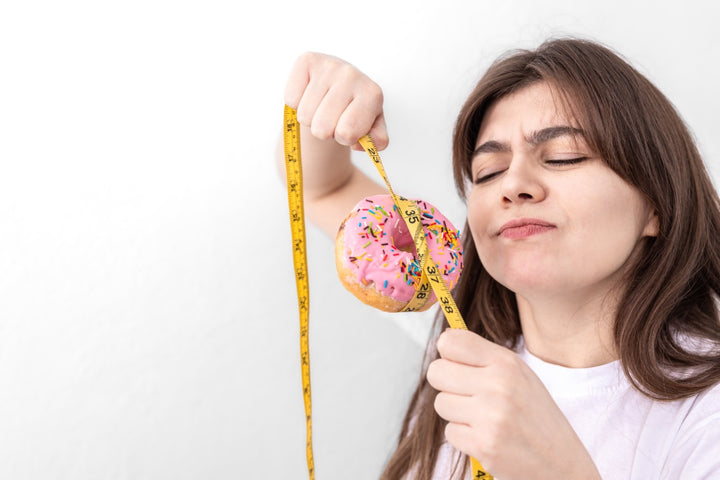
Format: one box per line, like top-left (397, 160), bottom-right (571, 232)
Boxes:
top-left (334, 194), bottom-right (463, 312)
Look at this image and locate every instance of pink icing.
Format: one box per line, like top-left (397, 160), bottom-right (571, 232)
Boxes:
top-left (340, 194), bottom-right (463, 304)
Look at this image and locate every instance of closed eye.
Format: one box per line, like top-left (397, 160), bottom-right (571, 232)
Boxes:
top-left (473, 169), bottom-right (505, 184)
top-left (474, 157), bottom-right (588, 184)
top-left (546, 157), bottom-right (588, 166)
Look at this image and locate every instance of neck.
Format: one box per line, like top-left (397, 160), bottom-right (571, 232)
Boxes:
top-left (516, 289), bottom-right (618, 368)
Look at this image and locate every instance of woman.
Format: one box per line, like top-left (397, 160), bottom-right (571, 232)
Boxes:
top-left (281, 38), bottom-right (720, 479)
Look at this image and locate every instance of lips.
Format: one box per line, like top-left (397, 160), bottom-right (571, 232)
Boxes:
top-left (497, 218), bottom-right (556, 239)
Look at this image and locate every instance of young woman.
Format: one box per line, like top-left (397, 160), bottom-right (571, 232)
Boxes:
top-left (280, 38), bottom-right (720, 479)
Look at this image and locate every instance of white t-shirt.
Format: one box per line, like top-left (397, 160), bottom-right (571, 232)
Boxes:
top-left (432, 344), bottom-right (720, 479)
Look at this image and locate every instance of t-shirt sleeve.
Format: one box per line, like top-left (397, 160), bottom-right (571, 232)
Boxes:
top-left (661, 385), bottom-right (720, 479)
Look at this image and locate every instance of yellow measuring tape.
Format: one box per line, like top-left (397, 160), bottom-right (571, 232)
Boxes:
top-left (283, 105), bottom-right (492, 479)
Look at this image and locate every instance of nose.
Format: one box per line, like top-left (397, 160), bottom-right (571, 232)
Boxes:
top-left (500, 157), bottom-right (546, 205)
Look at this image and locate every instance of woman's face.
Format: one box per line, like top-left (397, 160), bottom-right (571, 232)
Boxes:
top-left (467, 82), bottom-right (658, 303)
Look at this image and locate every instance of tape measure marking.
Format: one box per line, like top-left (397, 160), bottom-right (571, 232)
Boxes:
top-left (284, 105), bottom-right (492, 479)
top-left (283, 107), bottom-right (314, 477)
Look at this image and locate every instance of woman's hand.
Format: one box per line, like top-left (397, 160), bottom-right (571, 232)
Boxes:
top-left (277, 52), bottom-right (388, 237)
top-left (427, 329), bottom-right (601, 479)
top-left (284, 52), bottom-right (388, 151)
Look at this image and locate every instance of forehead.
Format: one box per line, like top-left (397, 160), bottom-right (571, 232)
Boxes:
top-left (476, 82), bottom-right (578, 145)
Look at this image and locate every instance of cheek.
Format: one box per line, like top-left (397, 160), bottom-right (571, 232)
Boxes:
top-left (575, 177), bottom-right (650, 238)
top-left (565, 184), bottom-right (651, 274)
top-left (577, 200), bottom-right (646, 256)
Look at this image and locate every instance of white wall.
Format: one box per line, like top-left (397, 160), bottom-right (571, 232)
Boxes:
top-left (0, 1), bottom-right (717, 478)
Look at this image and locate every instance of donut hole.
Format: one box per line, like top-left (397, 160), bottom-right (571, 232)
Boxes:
top-left (390, 217), bottom-right (419, 256)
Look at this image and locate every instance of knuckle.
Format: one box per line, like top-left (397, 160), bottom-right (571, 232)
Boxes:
top-left (310, 120), bottom-right (333, 140)
top-left (318, 54), bottom-right (347, 76)
top-left (290, 52), bottom-right (314, 80)
top-left (333, 123), bottom-right (358, 146)
top-left (368, 83), bottom-right (384, 104)
top-left (487, 398), bottom-right (514, 433)
top-left (498, 349), bottom-right (523, 373)
top-left (356, 81), bottom-right (383, 108)
top-left (299, 52), bottom-right (338, 79)
top-left (485, 377), bottom-right (512, 403)
top-left (335, 62), bottom-right (362, 86)
top-left (295, 106), bottom-right (310, 126)
top-left (337, 62), bottom-right (357, 79)
top-left (298, 51), bottom-right (319, 67)
top-left (341, 114), bottom-right (362, 133)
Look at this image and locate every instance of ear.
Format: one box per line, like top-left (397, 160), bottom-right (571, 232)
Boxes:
top-left (642, 210), bottom-right (659, 237)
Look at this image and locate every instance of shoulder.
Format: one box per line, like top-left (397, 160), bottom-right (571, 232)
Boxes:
top-left (660, 382), bottom-right (720, 477)
top-left (667, 333), bottom-right (720, 442)
top-left (677, 381), bottom-right (720, 434)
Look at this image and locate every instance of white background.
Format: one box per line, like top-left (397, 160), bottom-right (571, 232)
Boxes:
top-left (0, 1), bottom-right (718, 478)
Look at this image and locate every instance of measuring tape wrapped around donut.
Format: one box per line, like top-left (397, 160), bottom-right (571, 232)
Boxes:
top-left (335, 194), bottom-right (463, 312)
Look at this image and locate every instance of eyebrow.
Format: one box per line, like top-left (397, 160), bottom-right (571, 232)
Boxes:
top-left (472, 126), bottom-right (585, 158)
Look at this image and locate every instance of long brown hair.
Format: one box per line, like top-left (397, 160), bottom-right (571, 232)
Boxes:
top-left (381, 37), bottom-right (720, 480)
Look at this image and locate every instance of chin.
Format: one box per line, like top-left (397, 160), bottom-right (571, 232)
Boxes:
top-left (489, 262), bottom-right (564, 295)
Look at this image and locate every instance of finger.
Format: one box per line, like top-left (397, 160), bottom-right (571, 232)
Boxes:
top-left (295, 77), bottom-right (330, 127)
top-left (309, 86), bottom-right (353, 141)
top-left (334, 97), bottom-right (379, 147)
top-left (351, 112), bottom-right (388, 151)
top-left (426, 358), bottom-right (481, 395)
top-left (434, 391), bottom-right (474, 424)
top-left (436, 329), bottom-right (506, 367)
top-left (444, 422), bottom-right (489, 464)
top-left (284, 53), bottom-right (312, 110)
